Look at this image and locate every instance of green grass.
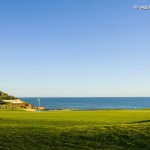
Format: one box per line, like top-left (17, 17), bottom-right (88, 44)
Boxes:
top-left (0, 110), bottom-right (150, 150)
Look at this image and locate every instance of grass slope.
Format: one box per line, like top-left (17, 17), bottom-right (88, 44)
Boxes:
top-left (0, 110), bottom-right (150, 150)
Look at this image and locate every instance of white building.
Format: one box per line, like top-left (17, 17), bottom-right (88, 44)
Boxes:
top-left (2, 99), bottom-right (24, 104)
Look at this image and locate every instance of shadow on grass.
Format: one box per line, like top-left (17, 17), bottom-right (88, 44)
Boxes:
top-left (129, 120), bottom-right (150, 124)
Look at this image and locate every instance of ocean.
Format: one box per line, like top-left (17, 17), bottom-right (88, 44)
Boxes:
top-left (20, 97), bottom-right (150, 110)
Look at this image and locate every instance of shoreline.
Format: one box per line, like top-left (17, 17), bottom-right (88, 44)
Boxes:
top-left (30, 107), bottom-right (150, 112)
top-left (0, 107), bottom-right (150, 112)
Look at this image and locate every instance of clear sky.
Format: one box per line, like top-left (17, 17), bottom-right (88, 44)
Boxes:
top-left (0, 0), bottom-right (150, 97)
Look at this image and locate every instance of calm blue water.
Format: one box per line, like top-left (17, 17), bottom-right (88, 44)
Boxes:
top-left (20, 97), bottom-right (150, 110)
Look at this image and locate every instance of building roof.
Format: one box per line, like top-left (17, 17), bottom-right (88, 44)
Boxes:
top-left (2, 100), bottom-right (24, 104)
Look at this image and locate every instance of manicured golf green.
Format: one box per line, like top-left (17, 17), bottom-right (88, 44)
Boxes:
top-left (0, 110), bottom-right (150, 150)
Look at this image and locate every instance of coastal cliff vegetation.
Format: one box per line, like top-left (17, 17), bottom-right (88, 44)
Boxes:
top-left (0, 91), bottom-right (18, 102)
top-left (0, 91), bottom-right (33, 110)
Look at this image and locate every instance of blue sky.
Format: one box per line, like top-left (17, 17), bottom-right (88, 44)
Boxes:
top-left (0, 0), bottom-right (150, 97)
